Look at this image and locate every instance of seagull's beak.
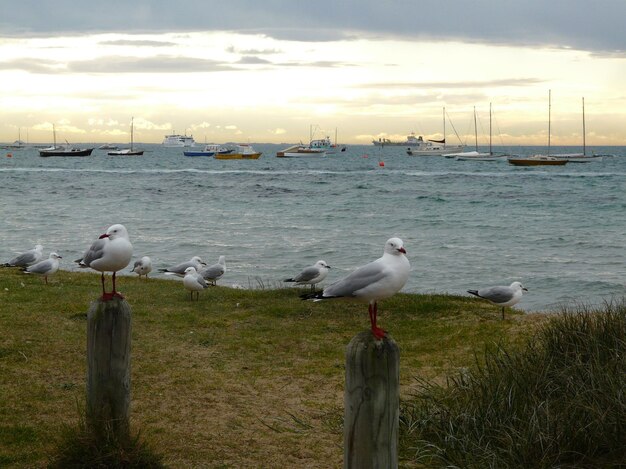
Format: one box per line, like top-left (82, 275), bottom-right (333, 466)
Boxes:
top-left (398, 247), bottom-right (407, 254)
top-left (523, 287), bottom-right (528, 291)
top-left (99, 233), bottom-right (110, 239)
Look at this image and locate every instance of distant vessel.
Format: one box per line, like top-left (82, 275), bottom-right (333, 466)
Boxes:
top-left (162, 133), bottom-right (196, 147)
top-left (406, 108), bottom-right (465, 155)
top-left (108, 117), bottom-right (143, 156)
top-left (39, 124), bottom-right (94, 157)
top-left (214, 143), bottom-right (261, 160)
top-left (553, 97), bottom-right (602, 163)
top-left (450, 104), bottom-right (507, 161)
top-left (98, 143), bottom-right (119, 150)
top-left (276, 125), bottom-right (332, 157)
top-left (373, 133), bottom-right (422, 147)
top-left (184, 144), bottom-right (233, 157)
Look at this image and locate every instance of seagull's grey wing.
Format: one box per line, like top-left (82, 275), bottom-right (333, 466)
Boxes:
top-left (9, 252), bottom-right (34, 266)
top-left (80, 238), bottom-right (107, 266)
top-left (195, 273), bottom-right (209, 288)
top-left (26, 259), bottom-right (53, 274)
top-left (165, 260), bottom-right (195, 274)
top-left (294, 266), bottom-right (320, 282)
top-left (323, 261), bottom-right (385, 298)
top-left (199, 264), bottom-right (224, 280)
top-left (477, 286), bottom-right (514, 303)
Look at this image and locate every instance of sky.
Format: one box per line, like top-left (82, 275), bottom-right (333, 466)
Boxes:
top-left (1, 0), bottom-right (625, 146)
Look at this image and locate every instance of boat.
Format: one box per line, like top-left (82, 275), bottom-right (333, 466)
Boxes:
top-left (452, 104), bottom-right (507, 161)
top-left (406, 108), bottom-right (465, 155)
top-left (98, 143), bottom-right (119, 150)
top-left (507, 91), bottom-right (568, 167)
top-left (39, 125), bottom-right (94, 157)
top-left (373, 133), bottom-right (423, 147)
top-left (108, 118), bottom-right (143, 156)
top-left (162, 133), bottom-right (196, 147)
top-left (276, 144), bottom-right (326, 158)
top-left (214, 144), bottom-right (261, 160)
top-left (552, 98), bottom-right (602, 163)
top-left (184, 143), bottom-right (233, 157)
top-left (508, 155), bottom-right (568, 166)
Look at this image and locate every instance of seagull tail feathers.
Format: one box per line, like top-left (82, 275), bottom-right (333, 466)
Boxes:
top-left (467, 290), bottom-right (480, 297)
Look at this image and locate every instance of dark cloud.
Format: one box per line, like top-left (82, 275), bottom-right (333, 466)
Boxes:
top-left (1, 0), bottom-right (625, 54)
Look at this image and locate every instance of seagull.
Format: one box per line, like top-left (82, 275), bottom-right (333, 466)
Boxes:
top-left (284, 260), bottom-right (331, 291)
top-left (302, 238), bottom-right (410, 339)
top-left (2, 244), bottom-right (44, 268)
top-left (75, 224), bottom-right (133, 300)
top-left (131, 256), bottom-right (152, 279)
top-left (467, 281), bottom-right (528, 319)
top-left (158, 256), bottom-right (206, 277)
top-left (24, 252), bottom-right (62, 284)
top-left (183, 266), bottom-right (208, 300)
top-left (198, 255), bottom-right (226, 285)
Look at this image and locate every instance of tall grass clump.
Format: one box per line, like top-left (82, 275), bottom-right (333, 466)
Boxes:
top-left (400, 300), bottom-right (626, 468)
top-left (48, 414), bottom-right (165, 468)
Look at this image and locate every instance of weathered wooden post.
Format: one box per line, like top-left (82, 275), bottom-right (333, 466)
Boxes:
top-left (86, 297), bottom-right (132, 439)
top-left (344, 331), bottom-right (400, 469)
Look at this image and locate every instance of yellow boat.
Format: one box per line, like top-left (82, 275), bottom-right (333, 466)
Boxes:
top-left (214, 144), bottom-right (262, 160)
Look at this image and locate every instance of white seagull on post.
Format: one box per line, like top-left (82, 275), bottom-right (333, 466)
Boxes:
top-left (75, 224), bottom-right (133, 300)
top-left (284, 260), bottom-right (331, 291)
top-left (467, 281), bottom-right (528, 319)
top-left (302, 238), bottom-right (410, 339)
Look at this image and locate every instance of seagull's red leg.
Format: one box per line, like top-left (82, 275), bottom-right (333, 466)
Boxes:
top-left (111, 272), bottom-right (124, 299)
top-left (370, 302), bottom-right (387, 339)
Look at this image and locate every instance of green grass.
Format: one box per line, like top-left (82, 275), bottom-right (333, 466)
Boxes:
top-left (400, 300), bottom-right (626, 468)
top-left (1, 268), bottom-right (545, 467)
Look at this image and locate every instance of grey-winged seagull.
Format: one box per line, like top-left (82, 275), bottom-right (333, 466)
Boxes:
top-left (158, 256), bottom-right (206, 277)
top-left (467, 281), bottom-right (528, 319)
top-left (75, 224), bottom-right (133, 300)
top-left (131, 256), bottom-right (152, 279)
top-left (3, 244), bottom-right (44, 268)
top-left (198, 255), bottom-right (226, 285)
top-left (284, 260), bottom-right (331, 291)
top-left (183, 266), bottom-right (208, 300)
top-left (302, 238), bottom-right (410, 339)
top-left (24, 252), bottom-right (62, 284)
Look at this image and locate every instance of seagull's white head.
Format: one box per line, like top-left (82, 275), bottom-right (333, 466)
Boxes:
top-left (218, 255), bottom-right (226, 265)
top-left (510, 281), bottom-right (528, 292)
top-left (315, 260), bottom-right (331, 269)
top-left (384, 237), bottom-right (406, 255)
top-left (100, 224), bottom-right (129, 240)
top-left (191, 256), bottom-right (206, 265)
top-left (49, 252), bottom-right (62, 259)
top-left (184, 266), bottom-right (197, 275)
top-left (35, 244), bottom-right (44, 251)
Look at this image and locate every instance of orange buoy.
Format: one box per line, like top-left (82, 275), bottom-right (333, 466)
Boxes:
top-left (6, 153), bottom-right (12, 158)
top-left (362, 154), bottom-right (369, 158)
top-left (378, 161), bottom-right (385, 167)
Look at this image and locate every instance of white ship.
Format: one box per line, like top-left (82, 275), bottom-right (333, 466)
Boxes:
top-left (162, 133), bottom-right (196, 147)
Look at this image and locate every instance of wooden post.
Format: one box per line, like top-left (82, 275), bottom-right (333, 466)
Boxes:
top-left (86, 297), bottom-right (131, 439)
top-left (344, 331), bottom-right (399, 469)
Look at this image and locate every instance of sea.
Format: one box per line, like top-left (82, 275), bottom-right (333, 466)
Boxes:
top-left (1, 143), bottom-right (625, 312)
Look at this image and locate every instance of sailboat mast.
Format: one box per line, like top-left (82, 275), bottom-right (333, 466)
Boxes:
top-left (582, 97), bottom-right (586, 156)
top-left (547, 89), bottom-right (552, 157)
top-left (442, 107), bottom-right (446, 148)
top-left (489, 102), bottom-right (492, 155)
top-left (130, 117), bottom-right (134, 150)
top-left (473, 106), bottom-right (478, 151)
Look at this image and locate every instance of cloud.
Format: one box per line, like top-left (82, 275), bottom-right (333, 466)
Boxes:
top-left (1, 1), bottom-right (625, 54)
top-left (99, 39), bottom-right (178, 47)
top-left (69, 55), bottom-right (236, 73)
top-left (355, 78), bottom-right (544, 90)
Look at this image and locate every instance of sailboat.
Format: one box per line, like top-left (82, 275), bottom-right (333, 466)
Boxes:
top-left (406, 107), bottom-right (465, 156)
top-left (508, 90), bottom-right (568, 166)
top-left (108, 118), bottom-right (144, 156)
top-left (451, 104), bottom-right (507, 161)
top-left (39, 124), bottom-right (94, 157)
top-left (552, 97), bottom-right (602, 163)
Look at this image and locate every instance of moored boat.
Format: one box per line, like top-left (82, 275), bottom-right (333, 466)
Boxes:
top-left (108, 117), bottom-right (143, 155)
top-left (214, 144), bottom-right (261, 160)
top-left (39, 124), bottom-right (94, 157)
top-left (406, 108), bottom-right (465, 155)
top-left (508, 155), bottom-right (568, 166)
top-left (184, 144), bottom-right (233, 157)
top-left (276, 144), bottom-right (326, 158)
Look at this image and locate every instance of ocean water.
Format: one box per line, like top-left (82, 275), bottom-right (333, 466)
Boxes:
top-left (1, 144), bottom-right (625, 312)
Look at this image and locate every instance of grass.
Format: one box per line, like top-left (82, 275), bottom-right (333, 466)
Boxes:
top-left (0, 268), bottom-right (551, 467)
top-left (399, 300), bottom-right (626, 468)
